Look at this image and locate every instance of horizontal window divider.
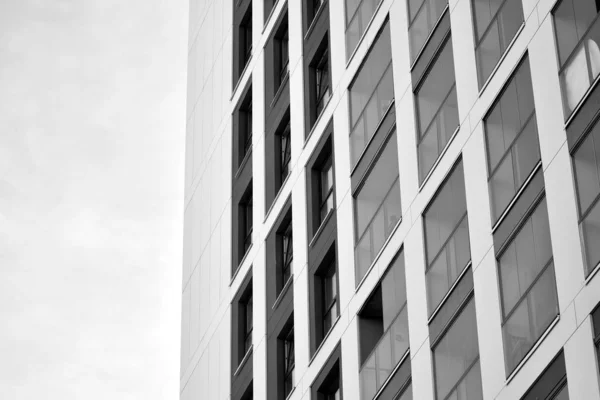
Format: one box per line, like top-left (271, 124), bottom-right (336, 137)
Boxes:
top-left (409, 5), bottom-right (450, 71)
top-left (344, 0), bottom-right (387, 68)
top-left (355, 216), bottom-right (403, 291)
top-left (491, 160), bottom-right (542, 234)
top-left (373, 349), bottom-right (411, 400)
top-left (350, 99), bottom-right (396, 177)
top-left (418, 124), bottom-right (461, 192)
top-left (487, 111), bottom-right (537, 179)
top-left (233, 345), bottom-right (254, 377)
top-left (565, 73), bottom-right (600, 127)
top-left (505, 315), bottom-right (560, 383)
top-left (500, 258), bottom-right (554, 324)
top-left (416, 84), bottom-right (457, 147)
top-left (427, 262), bottom-right (473, 328)
top-left (309, 209), bottom-right (335, 248)
top-left (272, 273), bottom-right (294, 310)
top-left (307, 315), bottom-right (341, 367)
top-left (425, 212), bottom-right (468, 272)
top-left (477, 23), bottom-right (526, 96)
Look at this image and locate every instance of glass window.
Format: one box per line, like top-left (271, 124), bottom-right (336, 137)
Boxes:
top-left (354, 130), bottom-right (401, 283)
top-left (484, 57), bottom-right (540, 223)
top-left (359, 253), bottom-right (410, 400)
top-left (553, 0), bottom-right (600, 116)
top-left (415, 38), bottom-right (459, 182)
top-left (407, 0), bottom-right (448, 63)
top-left (594, 308), bottom-right (600, 369)
top-left (279, 221), bottom-right (293, 293)
top-left (345, 0), bottom-right (383, 59)
top-left (308, 0), bottom-right (325, 27)
top-left (314, 358), bottom-right (342, 400)
top-left (498, 198), bottom-right (559, 373)
top-left (279, 121), bottom-right (291, 186)
top-left (395, 383), bottom-right (412, 400)
top-left (276, 20), bottom-right (289, 88)
top-left (283, 327), bottom-right (295, 398)
top-left (243, 294), bottom-right (253, 356)
top-left (320, 156), bottom-right (335, 224)
top-left (473, 0), bottom-right (524, 86)
top-left (315, 48), bottom-right (332, 120)
top-left (572, 119), bottom-right (600, 275)
top-left (424, 160), bottom-right (470, 314)
top-left (349, 21), bottom-right (394, 166)
top-left (240, 7), bottom-right (253, 71)
top-left (241, 189), bottom-right (253, 259)
top-left (322, 262), bottom-right (339, 336)
top-left (433, 298), bottom-right (483, 400)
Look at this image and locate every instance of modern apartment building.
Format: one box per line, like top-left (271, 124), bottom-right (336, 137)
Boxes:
top-left (181, 0), bottom-right (600, 399)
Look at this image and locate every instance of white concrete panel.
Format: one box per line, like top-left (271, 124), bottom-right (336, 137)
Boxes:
top-left (411, 343), bottom-right (435, 400)
top-left (543, 146), bottom-right (586, 312)
top-left (332, 92), bottom-right (351, 208)
top-left (389, 0), bottom-right (412, 90)
top-left (404, 219), bottom-right (429, 355)
top-left (473, 250), bottom-right (506, 398)
top-left (181, 285), bottom-right (191, 376)
top-left (450, 0), bottom-right (478, 124)
top-left (462, 123), bottom-right (493, 269)
top-left (336, 193), bottom-right (356, 310)
top-left (293, 262), bottom-right (310, 380)
top-left (208, 334), bottom-right (220, 400)
top-left (210, 226), bottom-right (222, 317)
top-left (575, 272), bottom-right (600, 325)
top-left (183, 199), bottom-right (194, 287)
top-left (565, 317), bottom-right (600, 400)
top-left (191, 265), bottom-right (201, 354)
top-left (340, 318), bottom-right (360, 399)
top-left (328, 0), bottom-right (346, 87)
top-left (199, 246), bottom-right (210, 340)
top-left (395, 90), bottom-right (419, 216)
top-left (193, 98), bottom-right (204, 177)
top-left (529, 16), bottom-right (566, 166)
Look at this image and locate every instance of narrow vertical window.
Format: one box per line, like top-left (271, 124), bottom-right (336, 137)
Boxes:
top-left (432, 298), bottom-right (482, 400)
top-left (243, 294), bottom-right (253, 355)
top-left (275, 16), bottom-right (289, 89)
top-left (309, 0), bottom-right (325, 27)
top-left (423, 159), bottom-right (470, 315)
top-left (472, 0), bottom-right (524, 86)
top-left (354, 130), bottom-right (401, 283)
top-left (280, 220), bottom-right (293, 292)
top-left (315, 48), bottom-right (332, 119)
top-left (484, 57), bottom-right (540, 223)
top-left (240, 7), bottom-right (253, 73)
top-left (498, 198), bottom-right (559, 373)
top-left (283, 327), bottom-right (295, 398)
top-left (553, 0), bottom-right (600, 116)
top-left (319, 156), bottom-right (334, 223)
top-left (348, 20), bottom-right (393, 166)
top-left (572, 119), bottom-right (600, 275)
top-left (321, 262), bottom-right (339, 336)
top-left (279, 121), bottom-right (292, 185)
top-left (240, 188), bottom-right (253, 260)
top-left (415, 36), bottom-right (459, 183)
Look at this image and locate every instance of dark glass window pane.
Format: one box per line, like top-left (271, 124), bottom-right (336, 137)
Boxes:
top-left (416, 39), bottom-right (459, 181)
top-left (349, 21), bottom-right (393, 166)
top-left (408, 0), bottom-right (448, 62)
top-left (581, 200), bottom-right (600, 274)
top-left (395, 383), bottom-right (412, 400)
top-left (433, 299), bottom-right (482, 400)
top-left (345, 0), bottom-right (382, 58)
top-left (354, 131), bottom-right (401, 282)
top-left (319, 157), bottom-right (334, 224)
top-left (283, 328), bottom-right (295, 397)
top-left (485, 58), bottom-right (540, 221)
top-left (573, 127), bottom-right (600, 214)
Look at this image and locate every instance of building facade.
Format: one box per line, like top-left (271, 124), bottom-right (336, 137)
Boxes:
top-left (181, 0), bottom-right (600, 399)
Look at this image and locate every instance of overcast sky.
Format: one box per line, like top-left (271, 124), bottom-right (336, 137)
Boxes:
top-left (0, 1), bottom-right (186, 398)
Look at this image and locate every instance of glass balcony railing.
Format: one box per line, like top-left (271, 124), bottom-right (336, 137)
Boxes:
top-left (360, 306), bottom-right (409, 400)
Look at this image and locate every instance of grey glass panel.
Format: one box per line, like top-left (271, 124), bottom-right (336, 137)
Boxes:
top-left (395, 384), bottom-right (412, 400)
top-left (416, 39), bottom-right (459, 181)
top-left (345, 0), bottom-right (382, 59)
top-left (503, 264), bottom-right (558, 372)
top-left (354, 132), bottom-right (401, 282)
top-left (424, 161), bottom-right (467, 274)
top-left (581, 199), bottom-right (600, 274)
top-left (553, 385), bottom-right (569, 400)
top-left (499, 199), bottom-right (553, 315)
top-left (554, 0), bottom-right (600, 66)
top-left (349, 21), bottom-right (393, 165)
top-left (485, 58), bottom-right (539, 221)
top-left (573, 123), bottom-right (600, 214)
top-left (433, 299), bottom-right (482, 400)
top-left (408, 0), bottom-right (448, 62)
top-left (444, 359), bottom-right (483, 400)
top-left (382, 255), bottom-right (408, 330)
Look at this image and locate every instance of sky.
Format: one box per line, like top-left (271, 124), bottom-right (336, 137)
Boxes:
top-left (0, 1), bottom-right (187, 398)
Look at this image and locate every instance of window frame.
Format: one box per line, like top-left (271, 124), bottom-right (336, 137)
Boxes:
top-left (278, 219), bottom-right (294, 294)
top-left (241, 188), bottom-right (253, 259)
top-left (320, 260), bottom-right (339, 337)
top-left (319, 155), bottom-right (334, 224)
top-left (314, 47), bottom-right (332, 119)
top-left (551, 0), bottom-right (600, 118)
